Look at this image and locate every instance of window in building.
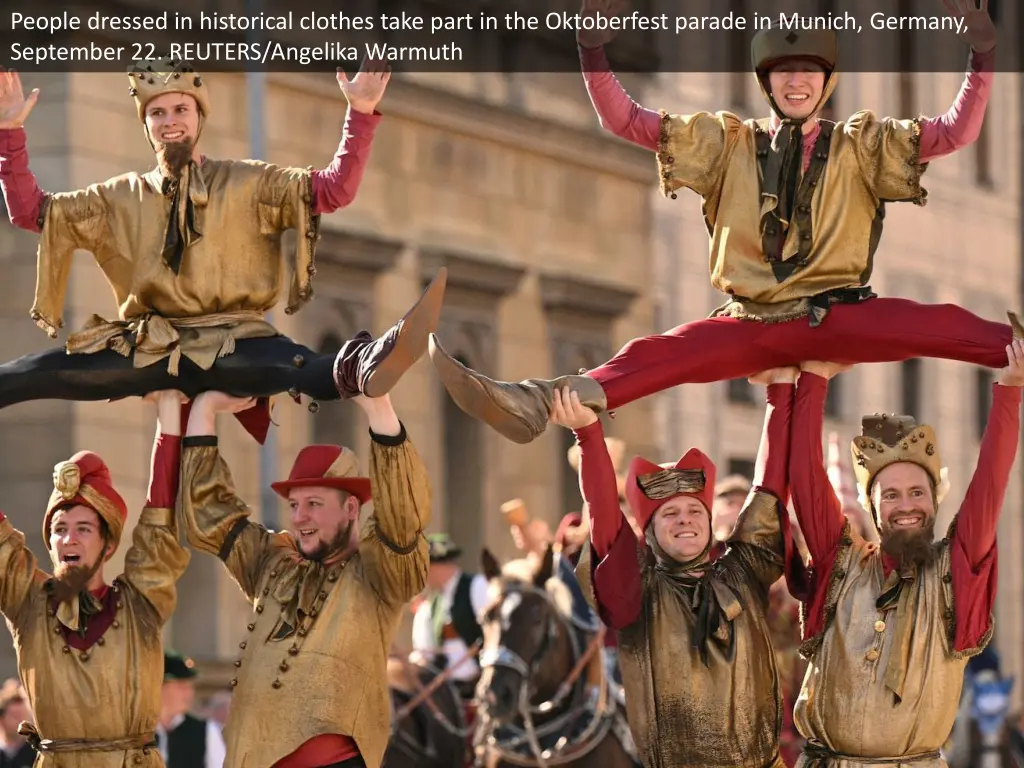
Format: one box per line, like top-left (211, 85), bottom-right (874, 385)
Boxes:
top-left (825, 373), bottom-right (842, 418)
top-left (897, 0), bottom-right (915, 117)
top-left (729, 0), bottom-right (750, 110)
top-left (312, 334), bottom-right (358, 451)
top-left (728, 458), bottom-right (755, 481)
top-left (901, 358), bottom-right (921, 416)
top-left (443, 351), bottom-right (484, 570)
top-left (727, 378), bottom-right (755, 404)
top-left (976, 368), bottom-right (994, 439)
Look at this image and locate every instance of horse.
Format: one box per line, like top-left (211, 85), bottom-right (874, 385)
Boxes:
top-left (383, 653), bottom-right (472, 768)
top-left (472, 544), bottom-right (639, 768)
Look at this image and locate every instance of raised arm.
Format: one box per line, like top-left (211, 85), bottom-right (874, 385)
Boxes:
top-left (0, 516), bottom-right (45, 627)
top-left (180, 392), bottom-right (292, 603)
top-left (725, 372), bottom-right (798, 589)
top-left (551, 388), bottom-right (642, 629)
top-left (788, 367), bottom-right (848, 563)
top-left (355, 394), bottom-right (431, 608)
top-left (918, 48), bottom-right (995, 163)
top-left (0, 71), bottom-right (44, 231)
top-left (948, 340), bottom-right (1024, 651)
top-left (120, 391), bottom-right (191, 624)
top-left (579, 45), bottom-right (660, 151)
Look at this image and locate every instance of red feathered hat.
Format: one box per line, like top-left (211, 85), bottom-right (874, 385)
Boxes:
top-left (625, 448), bottom-right (716, 532)
top-left (271, 445), bottom-right (372, 504)
top-left (44, 451), bottom-right (129, 550)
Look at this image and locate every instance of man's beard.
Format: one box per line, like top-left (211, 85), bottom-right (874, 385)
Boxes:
top-left (156, 139), bottom-right (195, 179)
top-left (880, 515), bottom-right (938, 569)
top-left (50, 558), bottom-right (102, 604)
top-left (300, 520), bottom-right (354, 562)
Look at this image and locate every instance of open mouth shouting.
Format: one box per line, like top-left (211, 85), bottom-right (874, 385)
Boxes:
top-left (782, 93), bottom-right (810, 109)
top-left (59, 552), bottom-right (82, 565)
top-left (297, 528), bottom-right (318, 543)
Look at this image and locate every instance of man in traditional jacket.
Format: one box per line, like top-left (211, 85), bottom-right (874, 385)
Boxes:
top-left (179, 388), bottom-right (431, 768)
top-left (409, 533), bottom-right (487, 692)
top-left (0, 390), bottom-right (189, 766)
top-left (786, 338), bottom-right (1024, 767)
top-left (553, 365), bottom-right (804, 768)
top-left (427, 0), bottom-right (1011, 446)
top-left (156, 651), bottom-right (226, 768)
top-left (0, 60), bottom-right (446, 441)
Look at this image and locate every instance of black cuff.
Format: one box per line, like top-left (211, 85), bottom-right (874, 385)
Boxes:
top-left (370, 422), bottom-right (407, 447)
top-left (183, 436), bottom-right (218, 448)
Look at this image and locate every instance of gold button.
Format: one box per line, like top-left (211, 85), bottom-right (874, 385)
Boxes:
top-left (874, 620), bottom-right (886, 633)
top-left (866, 649), bottom-right (879, 661)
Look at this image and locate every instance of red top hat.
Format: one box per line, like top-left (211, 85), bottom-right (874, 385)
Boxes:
top-left (271, 445), bottom-right (372, 504)
top-left (625, 448), bottom-right (716, 532)
top-left (44, 451), bottom-right (129, 549)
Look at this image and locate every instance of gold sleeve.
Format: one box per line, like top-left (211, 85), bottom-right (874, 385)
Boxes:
top-left (0, 517), bottom-right (46, 627)
top-left (31, 186), bottom-right (109, 338)
top-left (656, 110), bottom-right (741, 200)
top-left (359, 430), bottom-right (431, 608)
top-left (179, 443), bottom-right (292, 603)
top-left (726, 491), bottom-right (786, 590)
top-left (120, 507), bottom-right (191, 625)
top-left (256, 163), bottom-right (321, 316)
top-left (844, 110), bottom-right (927, 205)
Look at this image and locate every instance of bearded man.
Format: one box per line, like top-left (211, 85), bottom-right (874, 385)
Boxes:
top-left (179, 387), bottom-right (430, 768)
top-left (0, 59), bottom-right (445, 441)
top-left (427, 0), bottom-right (1014, 447)
top-left (554, 365), bottom-right (805, 768)
top-left (786, 340), bottom-right (1024, 767)
top-left (0, 389), bottom-right (190, 766)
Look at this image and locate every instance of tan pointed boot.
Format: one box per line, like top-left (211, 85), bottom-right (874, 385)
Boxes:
top-left (428, 334), bottom-right (608, 444)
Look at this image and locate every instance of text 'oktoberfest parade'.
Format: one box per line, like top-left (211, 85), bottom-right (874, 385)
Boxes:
top-left (0, 0), bottom-right (1019, 765)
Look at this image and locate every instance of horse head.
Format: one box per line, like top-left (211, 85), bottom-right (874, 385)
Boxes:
top-left (475, 544), bottom-right (576, 723)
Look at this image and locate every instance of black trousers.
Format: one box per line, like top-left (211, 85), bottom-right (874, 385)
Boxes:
top-left (326, 759), bottom-right (366, 768)
top-left (0, 336), bottom-right (342, 408)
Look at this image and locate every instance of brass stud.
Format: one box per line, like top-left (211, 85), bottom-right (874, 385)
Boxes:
top-left (54, 626), bottom-right (61, 634)
top-left (288, 646), bottom-right (299, 656)
top-left (926, 444), bottom-right (935, 455)
top-left (112, 620), bottom-right (120, 629)
top-left (263, 588), bottom-right (270, 596)
top-left (194, 77), bottom-right (202, 86)
top-left (279, 661), bottom-right (289, 672)
top-left (319, 591), bottom-right (328, 599)
top-left (298, 628), bottom-right (307, 637)
top-left (270, 570), bottom-right (278, 578)
top-left (256, 605), bottom-right (264, 614)
top-left (327, 572), bottom-right (338, 582)
top-left (247, 623), bottom-right (255, 631)
top-left (310, 609), bottom-right (318, 618)
top-left (62, 645), bottom-right (71, 654)
top-left (874, 620), bottom-right (886, 633)
top-left (272, 679), bottom-right (282, 689)
top-left (116, 601), bottom-right (123, 609)
top-left (877, 445), bottom-right (884, 453)
top-left (865, 649), bottom-right (879, 661)
top-left (97, 637), bottom-right (105, 646)
top-left (230, 679), bottom-right (238, 687)
top-left (293, 355), bottom-right (305, 367)
top-left (233, 660), bottom-right (242, 667)
top-left (79, 652), bottom-right (89, 662)
top-left (308, 401), bottom-right (320, 414)
top-left (239, 641), bottom-right (247, 649)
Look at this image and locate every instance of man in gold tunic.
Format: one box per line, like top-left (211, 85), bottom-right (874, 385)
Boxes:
top-left (0, 60), bottom-right (445, 440)
top-left (179, 388), bottom-right (430, 768)
top-left (0, 390), bottom-right (190, 766)
top-left (787, 340), bottom-right (1024, 767)
top-left (553, 367), bottom-right (803, 768)
top-left (427, 0), bottom-right (1013, 447)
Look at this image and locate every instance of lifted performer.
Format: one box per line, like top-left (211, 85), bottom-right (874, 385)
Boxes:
top-left (180, 388), bottom-right (430, 768)
top-left (561, 367), bottom-right (803, 768)
top-left (428, 0), bottom-right (1008, 445)
top-left (787, 342), bottom-right (1024, 767)
top-left (0, 60), bottom-right (445, 441)
top-left (0, 390), bottom-right (190, 766)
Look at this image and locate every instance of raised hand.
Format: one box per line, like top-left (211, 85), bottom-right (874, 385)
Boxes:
top-left (800, 361), bottom-right (852, 380)
top-left (337, 58), bottom-right (391, 115)
top-left (0, 69), bottom-right (40, 130)
top-left (577, 0), bottom-right (629, 49)
top-left (549, 387), bottom-right (599, 430)
top-left (940, 0), bottom-right (996, 53)
top-left (997, 339), bottom-right (1024, 387)
top-left (194, 391), bottom-right (257, 414)
top-left (748, 366), bottom-right (799, 385)
top-left (142, 389), bottom-right (189, 405)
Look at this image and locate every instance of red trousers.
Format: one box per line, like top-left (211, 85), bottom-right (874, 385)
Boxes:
top-left (589, 298), bottom-right (1013, 410)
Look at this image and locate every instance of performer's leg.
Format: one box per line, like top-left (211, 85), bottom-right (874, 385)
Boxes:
top-left (0, 346), bottom-right (187, 408)
top-left (429, 316), bottom-right (785, 444)
top-left (769, 298), bottom-right (1014, 368)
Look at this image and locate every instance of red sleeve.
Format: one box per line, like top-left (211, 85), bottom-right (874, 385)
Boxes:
top-left (752, 383), bottom-right (795, 501)
top-left (146, 434), bottom-right (182, 509)
top-left (579, 45), bottom-right (660, 151)
top-left (310, 108), bottom-right (381, 215)
top-left (591, 523), bottom-right (643, 630)
top-left (575, 421), bottom-right (624, 559)
top-left (950, 383), bottom-right (1021, 651)
top-left (0, 128), bottom-right (46, 232)
top-left (918, 48), bottom-right (994, 163)
top-left (789, 374), bottom-right (847, 638)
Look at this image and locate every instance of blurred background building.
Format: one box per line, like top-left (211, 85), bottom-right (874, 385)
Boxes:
top-left (0, 0), bottom-right (1021, 737)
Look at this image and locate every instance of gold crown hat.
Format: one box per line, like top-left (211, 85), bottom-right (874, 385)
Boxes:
top-left (127, 56), bottom-right (212, 123)
top-left (567, 436), bottom-right (627, 497)
top-left (851, 414), bottom-right (950, 515)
